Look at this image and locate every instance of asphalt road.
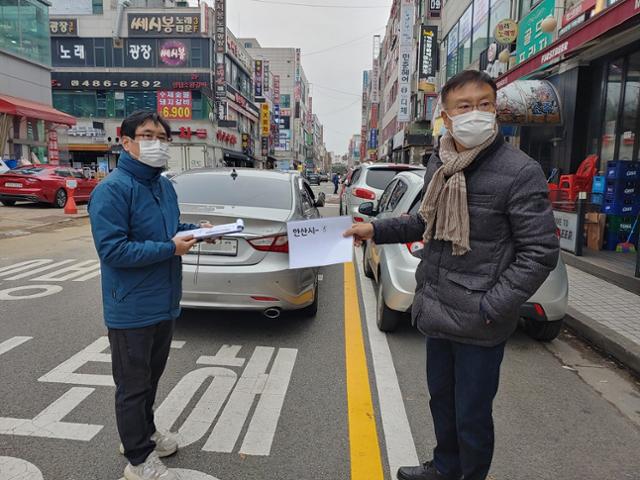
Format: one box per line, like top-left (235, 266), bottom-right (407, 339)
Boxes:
top-left (1, 182), bottom-right (639, 480)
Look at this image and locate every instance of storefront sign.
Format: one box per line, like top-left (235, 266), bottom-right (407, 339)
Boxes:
top-left (273, 75), bottom-right (281, 104)
top-left (177, 127), bottom-right (208, 140)
top-left (554, 210), bottom-right (579, 253)
top-left (215, 0), bottom-right (227, 119)
top-left (515, 0), bottom-right (555, 64)
top-left (429, 0), bottom-right (441, 18)
top-left (157, 91), bottom-right (192, 120)
top-left (398, 0), bottom-right (414, 123)
top-left (261, 104), bottom-right (270, 137)
top-left (226, 36), bottom-right (252, 73)
top-left (49, 19), bottom-right (78, 36)
top-left (369, 129), bottom-right (379, 149)
top-left (125, 40), bottom-right (154, 68)
top-left (51, 38), bottom-right (93, 67)
top-left (68, 126), bottom-right (105, 137)
top-left (495, 19), bottom-right (519, 44)
top-left (159, 39), bottom-right (189, 67)
top-left (263, 61), bottom-right (270, 93)
top-left (47, 131), bottom-right (60, 165)
top-left (496, 80), bottom-right (562, 125)
top-left (255, 60), bottom-right (263, 97)
top-left (261, 137), bottom-right (269, 157)
top-left (128, 13), bottom-right (200, 36)
top-left (295, 49), bottom-right (301, 83)
top-left (563, 0), bottom-right (597, 25)
top-left (51, 73), bottom-right (209, 90)
top-left (419, 25), bottom-right (438, 79)
top-left (370, 58), bottom-right (380, 104)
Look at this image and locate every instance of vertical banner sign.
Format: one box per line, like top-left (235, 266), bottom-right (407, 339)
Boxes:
top-left (419, 25), bottom-right (438, 79)
top-left (371, 59), bottom-right (380, 104)
top-left (255, 60), bottom-right (263, 97)
top-left (398, 0), bottom-right (414, 123)
top-left (308, 97), bottom-right (313, 130)
top-left (261, 103), bottom-right (270, 137)
top-left (263, 61), bottom-right (270, 94)
top-left (273, 75), bottom-right (281, 104)
top-left (214, 0), bottom-right (227, 120)
top-left (47, 131), bottom-right (60, 165)
top-left (361, 70), bottom-right (368, 161)
top-left (294, 48), bottom-right (301, 104)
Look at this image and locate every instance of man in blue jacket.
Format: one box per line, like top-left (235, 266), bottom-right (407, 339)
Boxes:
top-left (89, 111), bottom-right (202, 480)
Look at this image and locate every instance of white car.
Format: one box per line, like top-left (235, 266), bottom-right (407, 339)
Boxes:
top-left (362, 171), bottom-right (569, 341)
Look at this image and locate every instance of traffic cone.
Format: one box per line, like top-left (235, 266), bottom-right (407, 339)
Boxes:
top-left (64, 188), bottom-right (78, 215)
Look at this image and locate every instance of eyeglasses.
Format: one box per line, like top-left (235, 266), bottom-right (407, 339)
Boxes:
top-left (447, 101), bottom-right (496, 116)
top-left (134, 133), bottom-right (172, 144)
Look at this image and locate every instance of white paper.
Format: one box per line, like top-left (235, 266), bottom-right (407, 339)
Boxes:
top-left (287, 216), bottom-right (353, 269)
top-left (177, 219), bottom-right (244, 241)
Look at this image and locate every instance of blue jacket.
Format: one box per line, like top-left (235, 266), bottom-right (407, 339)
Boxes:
top-left (89, 152), bottom-right (197, 329)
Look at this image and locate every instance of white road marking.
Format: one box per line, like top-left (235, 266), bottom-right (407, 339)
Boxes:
top-left (171, 340), bottom-right (186, 349)
top-left (0, 285), bottom-right (63, 300)
top-left (0, 456), bottom-right (44, 480)
top-left (31, 260), bottom-right (100, 282)
top-left (354, 249), bottom-right (420, 477)
top-left (1, 260), bottom-right (76, 280)
top-left (39, 337), bottom-right (114, 386)
top-left (0, 387), bottom-right (102, 441)
top-left (240, 347), bottom-right (298, 456)
top-left (197, 344), bottom-right (245, 367)
top-left (0, 337), bottom-right (32, 357)
top-left (0, 260), bottom-right (55, 276)
top-left (155, 367), bottom-right (238, 448)
top-left (203, 346), bottom-right (275, 453)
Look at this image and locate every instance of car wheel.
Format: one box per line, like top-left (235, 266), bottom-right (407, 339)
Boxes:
top-left (54, 189), bottom-right (67, 208)
top-left (300, 281), bottom-right (319, 318)
top-left (523, 318), bottom-right (564, 342)
top-left (1, 200), bottom-right (16, 206)
top-left (363, 244), bottom-right (375, 279)
top-left (376, 283), bottom-right (401, 332)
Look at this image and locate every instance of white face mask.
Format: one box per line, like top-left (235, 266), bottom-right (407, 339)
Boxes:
top-left (137, 140), bottom-right (170, 168)
top-left (448, 110), bottom-right (496, 149)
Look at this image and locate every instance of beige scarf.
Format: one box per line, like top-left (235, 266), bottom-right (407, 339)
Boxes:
top-left (419, 130), bottom-right (498, 256)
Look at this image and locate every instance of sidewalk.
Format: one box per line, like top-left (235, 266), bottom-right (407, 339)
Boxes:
top-left (566, 265), bottom-right (640, 376)
top-left (0, 203), bottom-right (88, 239)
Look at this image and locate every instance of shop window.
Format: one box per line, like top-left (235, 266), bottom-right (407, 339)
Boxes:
top-left (281, 94), bottom-right (291, 108)
top-left (619, 51), bottom-right (640, 161)
top-left (92, 0), bottom-right (103, 14)
top-left (472, 0), bottom-right (490, 63)
top-left (192, 43), bottom-right (202, 68)
top-left (0, 0), bottom-right (50, 65)
top-left (489, 0), bottom-right (510, 43)
top-left (96, 91), bottom-right (108, 117)
top-left (52, 91), bottom-right (97, 118)
top-left (125, 91), bottom-right (156, 116)
top-left (601, 59), bottom-right (624, 163)
top-left (191, 91), bottom-right (205, 119)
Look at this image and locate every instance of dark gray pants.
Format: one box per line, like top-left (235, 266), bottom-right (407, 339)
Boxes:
top-left (108, 319), bottom-right (175, 466)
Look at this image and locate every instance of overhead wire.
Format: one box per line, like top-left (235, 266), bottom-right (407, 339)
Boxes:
top-left (304, 26), bottom-right (386, 56)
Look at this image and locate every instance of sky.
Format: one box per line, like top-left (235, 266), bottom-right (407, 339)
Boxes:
top-left (196, 0), bottom-right (392, 154)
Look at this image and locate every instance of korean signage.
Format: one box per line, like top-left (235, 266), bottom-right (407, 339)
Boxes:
top-left (263, 61), bottom-right (270, 94)
top-left (295, 49), bottom-right (301, 83)
top-left (369, 129), bottom-right (379, 149)
top-left (128, 13), bottom-right (200, 36)
top-left (273, 75), bottom-right (281, 104)
top-left (515, 0), bottom-right (554, 64)
top-left (563, 0), bottom-right (597, 26)
top-left (419, 25), bottom-right (438, 79)
top-left (49, 19), bottom-right (77, 36)
top-left (495, 19), bottom-right (518, 44)
top-left (496, 80), bottom-right (562, 125)
top-left (398, 0), bottom-right (414, 123)
top-left (226, 36), bottom-right (252, 73)
top-left (371, 59), bottom-right (380, 105)
top-left (51, 72), bottom-right (209, 90)
top-left (51, 38), bottom-right (93, 67)
top-left (159, 40), bottom-right (189, 67)
top-left (126, 40), bottom-right (154, 68)
top-left (429, 0), bottom-right (442, 18)
top-left (215, 0), bottom-right (227, 119)
top-left (261, 104), bottom-right (271, 137)
top-left (157, 91), bottom-right (193, 120)
top-left (554, 211), bottom-right (579, 253)
top-left (176, 127), bottom-right (208, 140)
top-left (261, 137), bottom-right (269, 157)
top-left (47, 131), bottom-right (60, 166)
top-left (255, 60), bottom-right (263, 97)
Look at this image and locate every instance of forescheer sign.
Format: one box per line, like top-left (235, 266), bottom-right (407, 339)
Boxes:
top-left (496, 0), bottom-right (640, 89)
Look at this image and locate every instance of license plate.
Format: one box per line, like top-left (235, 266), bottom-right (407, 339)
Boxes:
top-left (5, 182), bottom-right (22, 188)
top-left (192, 238), bottom-right (238, 256)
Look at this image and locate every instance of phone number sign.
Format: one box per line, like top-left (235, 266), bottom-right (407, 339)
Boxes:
top-left (157, 91), bottom-right (192, 120)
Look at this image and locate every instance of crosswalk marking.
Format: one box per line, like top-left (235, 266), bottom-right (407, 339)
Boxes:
top-left (0, 337), bottom-right (32, 357)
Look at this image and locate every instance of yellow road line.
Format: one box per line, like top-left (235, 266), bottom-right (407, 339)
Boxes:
top-left (344, 261), bottom-right (385, 480)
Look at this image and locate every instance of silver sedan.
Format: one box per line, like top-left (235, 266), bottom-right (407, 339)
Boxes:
top-left (172, 168), bottom-right (323, 319)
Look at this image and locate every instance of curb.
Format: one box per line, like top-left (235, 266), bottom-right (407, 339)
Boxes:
top-left (565, 306), bottom-right (640, 377)
top-left (0, 213), bottom-right (89, 240)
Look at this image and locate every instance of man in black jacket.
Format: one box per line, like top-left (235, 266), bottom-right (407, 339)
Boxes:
top-left (345, 71), bottom-right (559, 480)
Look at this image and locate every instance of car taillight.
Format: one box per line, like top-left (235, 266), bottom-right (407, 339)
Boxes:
top-left (248, 234), bottom-right (289, 253)
top-left (353, 188), bottom-right (375, 200)
top-left (406, 241), bottom-right (424, 254)
top-left (354, 217), bottom-right (364, 223)
top-left (25, 178), bottom-right (39, 184)
top-left (534, 303), bottom-right (545, 317)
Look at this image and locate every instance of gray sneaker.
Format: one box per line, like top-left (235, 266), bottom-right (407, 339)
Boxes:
top-left (124, 451), bottom-right (177, 480)
top-left (120, 431), bottom-right (179, 458)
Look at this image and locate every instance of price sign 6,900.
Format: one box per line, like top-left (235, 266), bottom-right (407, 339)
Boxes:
top-left (162, 106), bottom-right (192, 120)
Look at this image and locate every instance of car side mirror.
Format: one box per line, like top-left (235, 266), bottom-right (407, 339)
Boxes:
top-left (358, 202), bottom-right (377, 217)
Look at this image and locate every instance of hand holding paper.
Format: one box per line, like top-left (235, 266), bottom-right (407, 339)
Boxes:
top-left (177, 219), bottom-right (245, 242)
top-left (287, 216), bottom-right (354, 269)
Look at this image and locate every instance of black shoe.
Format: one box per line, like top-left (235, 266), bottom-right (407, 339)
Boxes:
top-left (397, 461), bottom-right (457, 480)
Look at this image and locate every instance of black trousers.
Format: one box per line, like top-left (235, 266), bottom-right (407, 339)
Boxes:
top-left (426, 337), bottom-right (506, 480)
top-left (108, 319), bottom-right (175, 466)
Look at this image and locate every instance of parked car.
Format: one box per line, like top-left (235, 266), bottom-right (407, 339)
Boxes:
top-left (172, 168), bottom-right (323, 318)
top-left (340, 163), bottom-right (424, 222)
top-left (0, 165), bottom-right (98, 208)
top-left (361, 171), bottom-right (569, 341)
top-left (307, 173), bottom-right (321, 185)
top-left (319, 173), bottom-right (329, 183)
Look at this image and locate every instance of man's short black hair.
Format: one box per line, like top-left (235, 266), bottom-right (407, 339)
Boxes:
top-left (120, 110), bottom-right (172, 139)
top-left (441, 70), bottom-right (497, 106)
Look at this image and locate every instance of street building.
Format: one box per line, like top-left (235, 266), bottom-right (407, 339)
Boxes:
top-left (0, 0), bottom-right (76, 168)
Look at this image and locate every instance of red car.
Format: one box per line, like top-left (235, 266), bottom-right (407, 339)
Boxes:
top-left (0, 165), bottom-right (98, 208)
